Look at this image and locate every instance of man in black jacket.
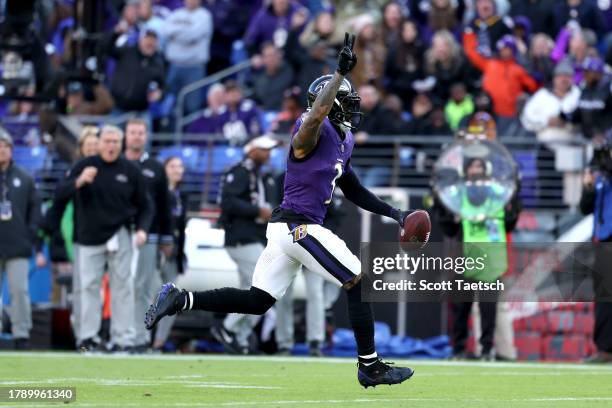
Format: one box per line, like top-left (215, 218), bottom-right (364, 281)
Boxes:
top-left (573, 57), bottom-right (612, 141)
top-left (0, 130), bottom-right (39, 349)
top-left (211, 135), bottom-right (278, 354)
top-left (123, 119), bottom-right (173, 352)
top-left (56, 125), bottom-right (152, 352)
top-left (107, 29), bottom-right (165, 115)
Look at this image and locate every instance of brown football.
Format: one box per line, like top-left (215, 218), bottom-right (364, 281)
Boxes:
top-left (399, 210), bottom-right (431, 250)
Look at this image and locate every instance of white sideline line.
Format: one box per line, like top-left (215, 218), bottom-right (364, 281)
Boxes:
top-left (2, 351), bottom-right (612, 371)
top-left (3, 397), bottom-right (612, 408)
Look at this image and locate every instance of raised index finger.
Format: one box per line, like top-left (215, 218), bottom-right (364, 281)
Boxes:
top-left (348, 33), bottom-right (356, 50)
top-left (344, 32), bottom-right (349, 47)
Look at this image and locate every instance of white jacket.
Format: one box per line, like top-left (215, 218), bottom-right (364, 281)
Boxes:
top-left (520, 86), bottom-right (581, 133)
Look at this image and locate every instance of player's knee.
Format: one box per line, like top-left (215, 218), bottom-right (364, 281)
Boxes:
top-left (248, 287), bottom-right (276, 315)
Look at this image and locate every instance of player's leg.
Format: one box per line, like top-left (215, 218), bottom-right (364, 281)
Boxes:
top-left (145, 227), bottom-right (301, 330)
top-left (287, 223), bottom-right (413, 387)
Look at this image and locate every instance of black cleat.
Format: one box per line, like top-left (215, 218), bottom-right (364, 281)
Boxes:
top-left (145, 283), bottom-right (184, 330)
top-left (357, 359), bottom-right (414, 388)
top-left (210, 325), bottom-right (246, 355)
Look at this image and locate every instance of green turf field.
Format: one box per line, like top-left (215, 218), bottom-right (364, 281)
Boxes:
top-left (1, 352), bottom-right (612, 407)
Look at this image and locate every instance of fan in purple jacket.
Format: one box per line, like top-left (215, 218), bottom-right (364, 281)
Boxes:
top-left (243, 0), bottom-right (308, 56)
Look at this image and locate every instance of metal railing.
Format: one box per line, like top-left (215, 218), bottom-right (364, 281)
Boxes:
top-left (23, 132), bottom-right (588, 215)
top-left (174, 60), bottom-right (253, 136)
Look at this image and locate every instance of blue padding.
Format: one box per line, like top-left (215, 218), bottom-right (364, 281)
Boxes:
top-left (157, 146), bottom-right (201, 171)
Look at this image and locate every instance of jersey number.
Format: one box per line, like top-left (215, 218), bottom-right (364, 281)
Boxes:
top-left (325, 163), bottom-right (343, 205)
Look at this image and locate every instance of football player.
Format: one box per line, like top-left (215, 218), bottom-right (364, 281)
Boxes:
top-left (145, 33), bottom-right (414, 388)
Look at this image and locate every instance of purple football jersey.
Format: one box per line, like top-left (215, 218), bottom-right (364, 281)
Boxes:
top-left (279, 116), bottom-right (355, 224)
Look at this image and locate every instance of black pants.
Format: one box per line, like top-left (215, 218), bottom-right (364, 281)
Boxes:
top-left (452, 298), bottom-right (497, 355)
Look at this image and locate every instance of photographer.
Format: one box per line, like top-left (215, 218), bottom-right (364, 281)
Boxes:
top-left (0, 130), bottom-right (39, 349)
top-left (580, 137), bottom-right (612, 363)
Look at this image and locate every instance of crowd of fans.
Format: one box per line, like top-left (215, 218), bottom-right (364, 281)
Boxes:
top-left (2, 0), bottom-right (611, 151)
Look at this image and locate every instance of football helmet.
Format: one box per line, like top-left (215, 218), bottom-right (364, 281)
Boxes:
top-left (307, 75), bottom-right (362, 131)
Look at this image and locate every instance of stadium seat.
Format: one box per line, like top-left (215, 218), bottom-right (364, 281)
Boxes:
top-left (399, 147), bottom-right (414, 167)
top-left (203, 145), bottom-right (242, 173)
top-left (12, 146), bottom-right (47, 173)
top-left (261, 146), bottom-right (287, 173)
top-left (156, 146), bottom-right (201, 171)
top-left (260, 111), bottom-right (279, 133)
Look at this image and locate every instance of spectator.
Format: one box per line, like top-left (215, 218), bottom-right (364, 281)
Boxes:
top-left (572, 57), bottom-right (612, 141)
top-left (381, 1), bottom-right (404, 46)
top-left (464, 32), bottom-right (539, 120)
top-left (511, 15), bottom-right (531, 66)
top-left (356, 85), bottom-right (403, 137)
top-left (552, 0), bottom-right (606, 40)
top-left (250, 43), bottom-right (294, 111)
top-left (510, 0), bottom-right (555, 37)
top-left (164, 0), bottom-right (213, 115)
top-left (138, 0), bottom-right (166, 48)
top-left (384, 19), bottom-right (424, 107)
top-left (270, 87), bottom-right (304, 134)
top-left (124, 119), bottom-right (173, 353)
top-left (383, 93), bottom-right (410, 132)
top-left (297, 10), bottom-right (342, 50)
top-left (468, 0), bottom-right (512, 58)
top-left (293, 39), bottom-right (336, 105)
top-left (552, 27), bottom-right (597, 85)
top-left (56, 125), bottom-right (152, 352)
top-left (406, 92), bottom-right (434, 134)
top-left (424, 30), bottom-right (473, 103)
top-left (212, 135), bottom-right (279, 354)
top-left (428, 0), bottom-right (463, 34)
top-left (184, 83), bottom-right (226, 135)
top-left (445, 82), bottom-right (474, 131)
top-left (107, 29), bottom-right (165, 116)
top-left (521, 61), bottom-right (581, 144)
top-left (350, 14), bottom-right (387, 89)
top-left (580, 138), bottom-right (612, 364)
top-left (244, 0), bottom-right (308, 56)
top-left (0, 130), bottom-right (39, 349)
top-left (219, 81), bottom-right (262, 146)
top-left (527, 33), bottom-right (555, 85)
top-left (64, 82), bottom-right (114, 116)
top-left (354, 85), bottom-right (405, 187)
top-left (114, 0), bottom-right (141, 47)
top-left (458, 90), bottom-right (495, 129)
top-left (152, 156), bottom-right (188, 351)
top-left (206, 0), bottom-right (259, 74)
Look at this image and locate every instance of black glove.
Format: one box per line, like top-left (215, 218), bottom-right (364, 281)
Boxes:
top-left (336, 32), bottom-right (358, 75)
top-left (391, 208), bottom-right (413, 227)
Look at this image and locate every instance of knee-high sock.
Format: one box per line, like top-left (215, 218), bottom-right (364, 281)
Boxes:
top-left (189, 287), bottom-right (276, 316)
top-left (346, 280), bottom-right (376, 359)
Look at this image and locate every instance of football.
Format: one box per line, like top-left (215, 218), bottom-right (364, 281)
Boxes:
top-left (399, 210), bottom-right (431, 250)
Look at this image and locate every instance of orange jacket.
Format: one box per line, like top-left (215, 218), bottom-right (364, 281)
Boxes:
top-left (463, 31), bottom-right (539, 117)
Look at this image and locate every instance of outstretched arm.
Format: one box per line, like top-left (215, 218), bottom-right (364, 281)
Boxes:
top-left (292, 33), bottom-right (357, 159)
top-left (337, 168), bottom-right (410, 226)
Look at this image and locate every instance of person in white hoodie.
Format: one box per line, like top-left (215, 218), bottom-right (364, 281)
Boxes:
top-left (520, 61), bottom-right (581, 144)
top-left (521, 60), bottom-right (583, 207)
top-left (164, 0), bottom-right (213, 115)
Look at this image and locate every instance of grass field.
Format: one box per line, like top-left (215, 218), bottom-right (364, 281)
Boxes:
top-left (1, 352), bottom-right (612, 407)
